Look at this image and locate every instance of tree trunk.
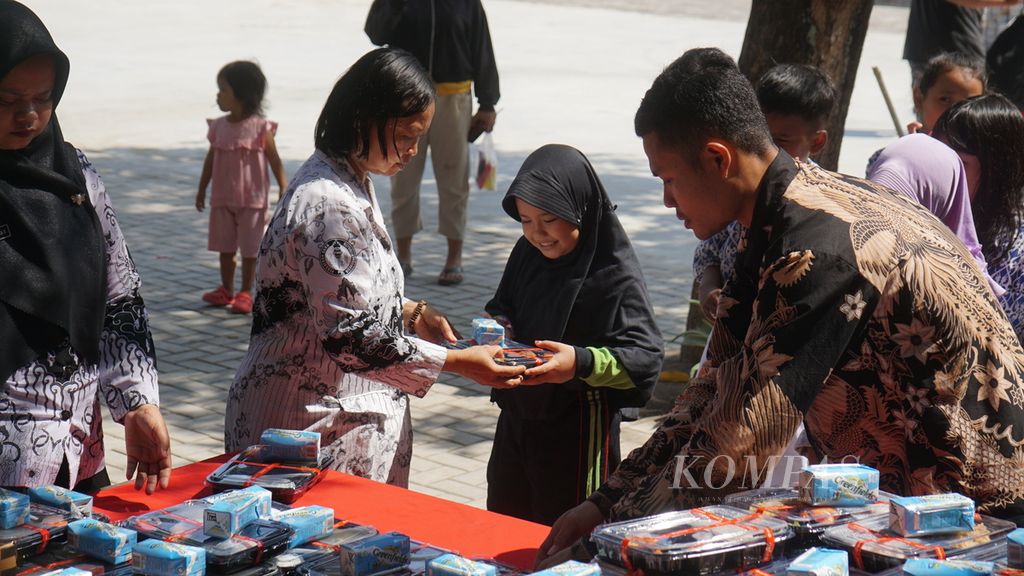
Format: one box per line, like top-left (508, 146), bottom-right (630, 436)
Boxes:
top-left (738, 0), bottom-right (874, 171)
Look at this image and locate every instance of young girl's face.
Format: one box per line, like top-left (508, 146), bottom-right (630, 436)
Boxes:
top-left (216, 76), bottom-right (242, 116)
top-left (0, 54), bottom-right (55, 151)
top-left (515, 198), bottom-right (580, 259)
top-left (914, 68), bottom-right (984, 132)
top-left (361, 104), bottom-right (434, 177)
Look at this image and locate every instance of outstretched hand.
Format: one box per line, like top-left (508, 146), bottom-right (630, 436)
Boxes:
top-left (522, 340), bottom-right (576, 385)
top-left (123, 404), bottom-right (172, 494)
top-left (444, 345), bottom-right (525, 388)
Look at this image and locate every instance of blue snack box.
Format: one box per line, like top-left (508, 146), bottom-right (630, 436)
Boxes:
top-left (1008, 528), bottom-right (1024, 569)
top-left (889, 494), bottom-right (975, 537)
top-left (472, 318), bottom-right (504, 346)
top-left (259, 428), bottom-right (321, 463)
top-left (273, 505), bottom-right (334, 547)
top-left (786, 547), bottom-right (848, 576)
top-left (529, 560), bottom-right (602, 575)
top-left (799, 464), bottom-right (879, 506)
top-left (426, 553), bottom-right (498, 576)
top-left (338, 531), bottom-right (411, 576)
top-left (0, 489), bottom-right (29, 529)
top-left (39, 569), bottom-right (93, 575)
top-left (67, 518), bottom-right (137, 565)
top-left (28, 485), bottom-right (92, 518)
top-left (132, 540), bottom-right (205, 576)
top-left (902, 559), bottom-right (996, 575)
top-left (203, 486), bottom-right (272, 538)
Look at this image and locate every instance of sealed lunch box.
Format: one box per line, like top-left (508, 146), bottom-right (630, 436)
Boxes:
top-left (17, 545), bottom-right (134, 575)
top-left (441, 339), bottom-right (553, 368)
top-left (206, 445), bottom-right (337, 503)
top-left (723, 487), bottom-right (891, 546)
top-left (820, 512), bottom-right (1016, 572)
top-left (261, 522), bottom-right (378, 574)
top-left (590, 505), bottom-right (795, 575)
top-left (0, 503), bottom-right (77, 561)
top-left (122, 500), bottom-right (295, 573)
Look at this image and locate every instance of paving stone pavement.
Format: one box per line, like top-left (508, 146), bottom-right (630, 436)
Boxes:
top-left (26, 0), bottom-right (905, 515)
top-left (96, 146), bottom-right (680, 509)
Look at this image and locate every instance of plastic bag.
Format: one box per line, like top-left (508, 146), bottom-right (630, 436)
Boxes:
top-left (475, 133), bottom-right (497, 191)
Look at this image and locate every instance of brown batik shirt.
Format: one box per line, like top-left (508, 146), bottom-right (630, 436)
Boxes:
top-left (588, 151), bottom-right (1024, 528)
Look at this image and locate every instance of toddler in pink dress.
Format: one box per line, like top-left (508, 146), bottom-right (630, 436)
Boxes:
top-left (196, 60), bottom-right (287, 314)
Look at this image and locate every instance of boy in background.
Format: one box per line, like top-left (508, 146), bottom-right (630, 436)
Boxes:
top-left (694, 64), bottom-right (837, 320)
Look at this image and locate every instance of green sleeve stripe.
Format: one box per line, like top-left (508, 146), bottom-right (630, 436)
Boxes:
top-left (582, 347), bottom-right (636, 390)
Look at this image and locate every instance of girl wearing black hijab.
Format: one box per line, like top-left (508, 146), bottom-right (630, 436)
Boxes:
top-left (485, 144), bottom-right (663, 524)
top-left (0, 0), bottom-right (170, 493)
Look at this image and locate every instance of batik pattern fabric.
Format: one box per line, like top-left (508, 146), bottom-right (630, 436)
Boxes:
top-left (992, 222), bottom-right (1024, 345)
top-left (692, 220), bottom-right (744, 289)
top-left (225, 151), bottom-right (446, 487)
top-left (1, 151), bottom-right (159, 487)
top-left (589, 153), bottom-right (1024, 525)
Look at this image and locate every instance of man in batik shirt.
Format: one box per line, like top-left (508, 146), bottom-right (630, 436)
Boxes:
top-left (536, 48), bottom-right (1024, 567)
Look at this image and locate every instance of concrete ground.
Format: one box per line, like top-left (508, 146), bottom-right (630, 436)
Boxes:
top-left (20, 0), bottom-right (912, 510)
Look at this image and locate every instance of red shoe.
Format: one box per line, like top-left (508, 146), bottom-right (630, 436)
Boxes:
top-left (230, 291), bottom-right (253, 314)
top-left (202, 286), bottom-right (234, 306)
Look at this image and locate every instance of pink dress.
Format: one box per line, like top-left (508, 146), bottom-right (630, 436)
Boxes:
top-left (207, 115), bottom-right (277, 209)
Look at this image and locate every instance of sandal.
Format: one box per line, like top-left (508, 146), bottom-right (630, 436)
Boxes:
top-left (437, 266), bottom-right (464, 286)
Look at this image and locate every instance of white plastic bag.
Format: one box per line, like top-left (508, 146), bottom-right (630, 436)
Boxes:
top-left (475, 133), bottom-right (497, 191)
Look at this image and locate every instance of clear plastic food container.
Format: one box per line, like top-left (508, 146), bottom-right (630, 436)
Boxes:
top-left (16, 542), bottom-right (133, 575)
top-left (206, 445), bottom-right (337, 503)
top-left (0, 503), bottom-right (75, 561)
top-left (820, 512), bottom-right (1016, 572)
top-left (590, 505), bottom-right (795, 575)
top-left (122, 500), bottom-right (295, 573)
top-left (724, 487), bottom-right (891, 545)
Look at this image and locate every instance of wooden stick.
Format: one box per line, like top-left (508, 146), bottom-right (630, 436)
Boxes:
top-left (873, 66), bottom-right (905, 137)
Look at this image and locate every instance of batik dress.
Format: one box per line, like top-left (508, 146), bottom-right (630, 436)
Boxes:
top-left (225, 151), bottom-right (446, 487)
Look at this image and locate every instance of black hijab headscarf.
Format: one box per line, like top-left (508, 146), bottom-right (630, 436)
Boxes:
top-left (0, 0), bottom-right (106, 382)
top-left (486, 144), bottom-right (663, 418)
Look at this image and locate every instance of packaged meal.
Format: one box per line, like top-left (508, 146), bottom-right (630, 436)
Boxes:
top-left (724, 487), bottom-right (890, 546)
top-left (206, 444), bottom-right (337, 503)
top-left (590, 505), bottom-right (794, 575)
top-left (123, 500), bottom-right (294, 572)
top-left (820, 512), bottom-right (1015, 572)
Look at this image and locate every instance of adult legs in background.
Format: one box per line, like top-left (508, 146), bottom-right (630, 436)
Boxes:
top-left (389, 91), bottom-right (471, 283)
top-left (431, 92), bottom-right (471, 285)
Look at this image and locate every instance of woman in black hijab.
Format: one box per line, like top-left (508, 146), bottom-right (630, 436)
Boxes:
top-left (485, 144), bottom-right (663, 524)
top-left (0, 0), bottom-right (170, 493)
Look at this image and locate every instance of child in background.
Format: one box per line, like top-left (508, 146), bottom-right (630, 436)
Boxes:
top-left (694, 64), bottom-right (836, 320)
top-left (907, 51), bottom-right (986, 134)
top-left (484, 144), bottom-right (663, 525)
top-left (196, 60), bottom-right (287, 314)
top-left (933, 94), bottom-right (1024, 343)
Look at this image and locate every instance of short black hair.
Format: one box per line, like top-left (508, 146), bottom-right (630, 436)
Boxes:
top-left (932, 94), bottom-right (1024, 269)
top-left (917, 51), bottom-right (986, 97)
top-left (218, 61), bottom-right (267, 118)
top-left (315, 48), bottom-right (434, 162)
top-left (756, 64), bottom-right (837, 128)
top-left (635, 48), bottom-right (773, 157)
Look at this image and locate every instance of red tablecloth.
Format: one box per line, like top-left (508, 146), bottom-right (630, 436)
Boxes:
top-left (93, 456), bottom-right (548, 570)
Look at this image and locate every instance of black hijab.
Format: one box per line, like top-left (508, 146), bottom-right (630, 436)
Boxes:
top-left (0, 0), bottom-right (106, 382)
top-left (486, 145), bottom-right (663, 418)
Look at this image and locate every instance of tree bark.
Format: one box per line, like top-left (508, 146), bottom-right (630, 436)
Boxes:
top-left (738, 0), bottom-right (874, 171)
